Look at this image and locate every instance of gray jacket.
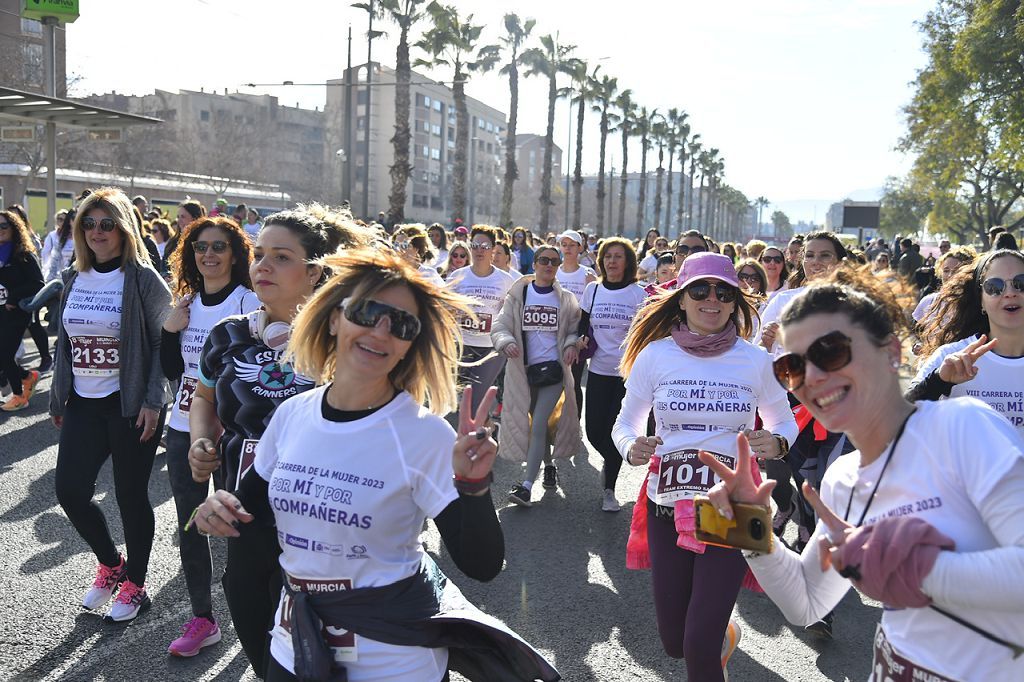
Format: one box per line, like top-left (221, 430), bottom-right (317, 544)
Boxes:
top-left (49, 260), bottom-right (172, 418)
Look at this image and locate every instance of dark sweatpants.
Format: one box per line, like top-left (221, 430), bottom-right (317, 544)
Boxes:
top-left (0, 309), bottom-right (31, 394)
top-left (584, 371), bottom-right (627, 491)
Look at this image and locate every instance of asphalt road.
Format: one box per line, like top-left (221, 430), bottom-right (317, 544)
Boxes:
top-left (0, 350), bottom-right (880, 682)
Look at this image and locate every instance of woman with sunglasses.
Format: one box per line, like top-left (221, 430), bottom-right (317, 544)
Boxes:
top-left (159, 216), bottom-right (259, 656)
top-left (909, 249), bottom-right (1024, 435)
top-left (0, 208), bottom-right (44, 411)
top-left (614, 252), bottom-right (796, 681)
top-left (511, 226), bottom-right (535, 275)
top-left (736, 259), bottom-right (767, 297)
top-left (187, 205), bottom-right (370, 677)
top-left (578, 237), bottom-right (648, 512)
top-left (638, 237), bottom-right (671, 281)
top-left (702, 266), bottom-right (1024, 682)
top-left (392, 224), bottom-right (444, 286)
top-left (758, 247), bottom-right (789, 299)
top-left (444, 225), bottom-right (516, 422)
top-left (441, 242), bottom-right (470, 281)
top-left (493, 246), bottom-right (582, 506)
top-left (49, 187), bottom-right (172, 622)
top-left (192, 248), bottom-right (558, 682)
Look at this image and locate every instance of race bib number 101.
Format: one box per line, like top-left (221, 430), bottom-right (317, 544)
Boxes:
top-left (70, 336), bottom-right (121, 377)
top-left (655, 449), bottom-right (734, 505)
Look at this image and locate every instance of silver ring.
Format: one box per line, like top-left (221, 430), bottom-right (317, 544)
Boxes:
top-left (205, 512), bottom-right (218, 523)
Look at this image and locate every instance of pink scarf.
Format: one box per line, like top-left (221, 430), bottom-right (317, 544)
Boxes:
top-left (670, 322), bottom-right (737, 357)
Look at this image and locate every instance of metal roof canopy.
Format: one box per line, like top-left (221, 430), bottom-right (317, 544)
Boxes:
top-left (0, 85), bottom-right (162, 129)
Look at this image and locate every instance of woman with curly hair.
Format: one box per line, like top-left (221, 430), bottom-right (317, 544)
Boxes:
top-left (0, 208), bottom-right (44, 410)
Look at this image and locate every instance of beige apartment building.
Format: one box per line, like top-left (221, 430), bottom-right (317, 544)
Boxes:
top-left (326, 62), bottom-right (506, 224)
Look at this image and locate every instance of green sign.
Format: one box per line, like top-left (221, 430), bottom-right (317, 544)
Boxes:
top-left (22, 0), bottom-right (79, 23)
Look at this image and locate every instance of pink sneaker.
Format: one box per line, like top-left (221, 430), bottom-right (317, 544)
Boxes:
top-left (168, 616), bottom-right (221, 657)
top-left (104, 580), bottom-right (151, 622)
top-left (82, 557), bottom-right (126, 610)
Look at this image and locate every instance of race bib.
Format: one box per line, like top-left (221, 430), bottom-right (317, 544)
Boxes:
top-left (522, 304), bottom-right (558, 332)
top-left (70, 336), bottom-right (121, 377)
top-left (236, 438), bottom-right (259, 489)
top-left (177, 377), bottom-right (198, 414)
top-left (280, 577), bottom-right (357, 663)
top-left (872, 625), bottom-right (956, 682)
top-left (459, 312), bottom-right (492, 334)
top-left (655, 449), bottom-right (734, 505)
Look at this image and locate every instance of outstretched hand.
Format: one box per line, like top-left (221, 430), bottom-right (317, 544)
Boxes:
top-left (700, 433), bottom-right (777, 519)
top-left (938, 334), bottom-right (997, 384)
top-left (452, 386), bottom-right (499, 482)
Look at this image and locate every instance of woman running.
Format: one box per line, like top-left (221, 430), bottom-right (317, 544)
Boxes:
top-left (703, 266), bottom-right (1024, 681)
top-left (758, 246), bottom-right (789, 299)
top-left (441, 242), bottom-right (469, 281)
top-left (493, 245), bottom-right (582, 506)
top-left (50, 187), bottom-right (171, 622)
top-left (578, 237), bottom-right (647, 512)
top-left (193, 248), bottom-right (559, 682)
top-left (492, 241), bottom-right (523, 280)
top-left (426, 223), bottom-right (448, 272)
top-left (511, 226), bottom-right (535, 275)
top-left (392, 224), bottom-right (444, 286)
top-left (160, 216), bottom-right (260, 656)
top-left (0, 208), bottom-right (44, 411)
top-left (614, 252), bottom-right (796, 681)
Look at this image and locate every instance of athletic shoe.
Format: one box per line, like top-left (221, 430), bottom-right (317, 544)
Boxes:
top-left (602, 489), bottom-right (620, 513)
top-left (105, 580), bottom-right (151, 622)
top-left (36, 357), bottom-right (53, 374)
top-left (508, 484), bottom-right (532, 507)
top-left (1, 394), bottom-right (29, 412)
top-left (82, 557), bottom-right (127, 610)
top-left (168, 617), bottom-right (221, 657)
top-left (772, 505), bottom-right (792, 537)
top-left (542, 465), bottom-right (558, 490)
top-left (721, 619), bottom-right (743, 681)
top-left (805, 611), bottom-right (834, 640)
top-left (21, 370), bottom-right (40, 400)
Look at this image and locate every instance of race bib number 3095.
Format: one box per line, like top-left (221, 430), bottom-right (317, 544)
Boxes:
top-left (655, 449), bottom-right (734, 505)
top-left (70, 336), bottom-right (121, 377)
top-left (522, 305), bottom-right (558, 332)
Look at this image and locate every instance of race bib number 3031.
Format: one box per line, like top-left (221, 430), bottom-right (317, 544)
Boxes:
top-left (70, 336), bottom-right (121, 377)
top-left (655, 449), bottom-right (734, 505)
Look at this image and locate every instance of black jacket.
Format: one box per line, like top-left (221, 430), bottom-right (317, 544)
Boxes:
top-left (0, 250), bottom-right (43, 313)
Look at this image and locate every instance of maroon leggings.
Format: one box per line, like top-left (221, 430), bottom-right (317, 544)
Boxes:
top-left (646, 499), bottom-right (747, 680)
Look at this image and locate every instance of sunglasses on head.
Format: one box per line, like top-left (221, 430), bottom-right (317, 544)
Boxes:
top-left (535, 255), bottom-right (560, 266)
top-left (760, 254), bottom-right (784, 264)
top-left (194, 240), bottom-right (229, 254)
top-left (685, 280), bottom-right (738, 303)
top-left (82, 217), bottom-right (117, 233)
top-left (772, 330), bottom-right (852, 391)
top-left (981, 274), bottom-right (1024, 297)
top-left (339, 297), bottom-right (421, 341)
top-left (676, 245), bottom-right (707, 256)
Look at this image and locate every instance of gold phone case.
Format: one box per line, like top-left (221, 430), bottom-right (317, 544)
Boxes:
top-left (693, 496), bottom-right (774, 554)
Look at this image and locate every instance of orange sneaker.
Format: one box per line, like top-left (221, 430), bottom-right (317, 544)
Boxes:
top-left (721, 619), bottom-right (742, 681)
top-left (21, 370), bottom-right (40, 400)
top-left (1, 394), bottom-right (30, 412)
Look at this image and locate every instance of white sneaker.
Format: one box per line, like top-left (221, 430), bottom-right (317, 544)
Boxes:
top-left (602, 489), bottom-right (620, 512)
top-left (104, 580), bottom-right (151, 622)
top-left (82, 557), bottom-right (126, 610)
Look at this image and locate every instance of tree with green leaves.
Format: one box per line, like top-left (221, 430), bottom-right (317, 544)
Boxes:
top-left (495, 13), bottom-right (535, 228)
top-left (879, 175), bottom-right (933, 239)
top-left (613, 90), bottom-right (635, 234)
top-left (523, 33), bottom-right (576, 233)
top-left (415, 2), bottom-right (499, 224)
top-left (589, 71), bottom-right (618, 235)
top-left (771, 209), bottom-right (792, 242)
top-left (634, 106), bottom-right (657, 232)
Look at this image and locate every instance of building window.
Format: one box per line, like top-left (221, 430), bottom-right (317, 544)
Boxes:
top-left (447, 140), bottom-right (455, 149)
top-left (434, 100), bottom-right (443, 112)
top-left (431, 196), bottom-right (443, 209)
top-left (357, 117), bottom-right (366, 130)
top-left (486, 142), bottom-right (492, 153)
top-left (200, 109), bottom-right (210, 122)
top-left (477, 118), bottom-right (485, 130)
top-left (486, 122), bottom-right (493, 133)
top-left (422, 120), bottom-right (430, 132)
top-left (357, 90), bottom-right (368, 105)
top-left (422, 145), bottom-right (430, 158)
top-left (431, 124), bottom-right (441, 136)
top-left (412, 194), bottom-right (428, 208)
top-left (420, 170), bottom-right (429, 182)
top-left (21, 43), bottom-right (43, 85)
top-left (431, 148), bottom-right (440, 160)
top-left (423, 95), bottom-right (431, 107)
top-left (21, 18), bottom-right (42, 35)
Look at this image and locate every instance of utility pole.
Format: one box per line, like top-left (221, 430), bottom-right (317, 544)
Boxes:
top-left (343, 25), bottom-right (353, 203)
top-left (564, 87), bottom-right (572, 229)
top-left (43, 17), bottom-right (58, 229)
top-left (362, 0), bottom-right (376, 219)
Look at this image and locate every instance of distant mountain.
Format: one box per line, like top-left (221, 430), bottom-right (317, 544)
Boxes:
top-left (772, 186), bottom-right (884, 224)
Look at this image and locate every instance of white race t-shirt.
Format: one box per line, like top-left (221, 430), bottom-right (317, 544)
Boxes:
top-left (759, 285), bottom-right (806, 357)
top-left (523, 284), bottom-right (560, 366)
top-left (62, 268), bottom-right (126, 398)
top-left (913, 334), bottom-right (1024, 434)
top-left (255, 387), bottom-right (458, 680)
top-left (912, 292), bottom-right (939, 323)
top-left (556, 264), bottom-right (596, 305)
top-left (581, 281), bottom-right (647, 376)
top-left (639, 253), bottom-right (659, 278)
top-left (243, 222), bottom-right (261, 239)
top-left (445, 266), bottom-right (516, 347)
top-left (167, 285), bottom-right (260, 432)
top-left (416, 263), bottom-right (444, 288)
top-left (820, 399), bottom-right (1024, 681)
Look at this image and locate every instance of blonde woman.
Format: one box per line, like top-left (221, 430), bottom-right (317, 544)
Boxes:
top-left (193, 249), bottom-right (558, 682)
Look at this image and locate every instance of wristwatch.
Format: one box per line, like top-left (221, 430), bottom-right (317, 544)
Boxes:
top-left (773, 434), bottom-right (790, 461)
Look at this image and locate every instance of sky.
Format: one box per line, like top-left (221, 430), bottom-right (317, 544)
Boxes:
top-left (64, 0), bottom-right (935, 222)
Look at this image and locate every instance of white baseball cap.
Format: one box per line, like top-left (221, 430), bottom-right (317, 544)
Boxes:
top-left (557, 230), bottom-right (584, 245)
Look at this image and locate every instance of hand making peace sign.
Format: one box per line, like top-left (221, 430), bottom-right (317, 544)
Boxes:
top-left (452, 385), bottom-right (499, 483)
top-left (937, 334), bottom-right (998, 384)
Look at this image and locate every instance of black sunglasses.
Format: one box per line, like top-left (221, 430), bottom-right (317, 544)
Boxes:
top-left (981, 274), bottom-right (1024, 297)
top-left (676, 245), bottom-right (707, 256)
top-left (194, 240), bottom-right (229, 254)
top-left (760, 254), bottom-right (784, 264)
top-left (685, 280), bottom-right (738, 303)
top-left (772, 330), bottom-right (853, 391)
top-left (82, 217), bottom-right (117, 233)
top-left (340, 297), bottom-right (421, 341)
top-left (535, 255), bottom-right (561, 266)
top-left (737, 272), bottom-right (762, 283)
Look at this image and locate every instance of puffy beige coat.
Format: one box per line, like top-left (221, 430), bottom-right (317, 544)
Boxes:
top-left (491, 277), bottom-right (582, 461)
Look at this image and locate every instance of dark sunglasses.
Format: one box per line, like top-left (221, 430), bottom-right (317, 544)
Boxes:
top-left (737, 272), bottom-right (762, 283)
top-left (340, 297), bottom-right (421, 341)
top-left (981, 274), bottom-right (1024, 297)
top-left (676, 245), bottom-right (707, 256)
top-left (469, 242), bottom-right (493, 251)
top-left (194, 240), bottom-right (229, 254)
top-left (772, 330), bottom-right (852, 391)
top-left (759, 254), bottom-right (784, 264)
top-left (82, 217), bottom-right (117, 232)
top-left (685, 280), bottom-right (738, 303)
top-left (535, 256), bottom-right (561, 266)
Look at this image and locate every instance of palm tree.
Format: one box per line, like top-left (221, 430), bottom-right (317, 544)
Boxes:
top-left (381, 0), bottom-right (428, 224)
top-left (415, 2), bottom-right (499, 224)
top-left (568, 61), bottom-right (598, 229)
top-left (664, 109), bottom-right (687, 234)
top-left (634, 106), bottom-right (657, 232)
top-left (755, 196), bottom-right (769, 235)
top-left (686, 136), bottom-right (701, 229)
top-left (613, 90), bottom-right (635, 234)
top-left (589, 72), bottom-right (618, 235)
top-left (495, 13), bottom-right (535, 228)
top-left (698, 148), bottom-right (721, 234)
top-left (675, 121), bottom-right (691, 233)
top-left (522, 33), bottom-right (576, 233)
top-left (651, 117), bottom-right (667, 230)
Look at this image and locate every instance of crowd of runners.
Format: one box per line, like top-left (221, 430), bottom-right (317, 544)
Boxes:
top-left (0, 186), bottom-right (1021, 681)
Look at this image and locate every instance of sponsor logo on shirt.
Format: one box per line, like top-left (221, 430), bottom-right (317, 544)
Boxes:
top-left (285, 533), bottom-right (309, 550)
top-left (312, 540), bottom-right (345, 556)
top-left (346, 545), bottom-right (368, 560)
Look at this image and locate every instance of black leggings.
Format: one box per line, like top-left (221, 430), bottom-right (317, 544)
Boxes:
top-left (54, 391), bottom-right (165, 585)
top-left (165, 427), bottom-right (214, 616)
top-left (570, 359), bottom-right (585, 424)
top-left (585, 371), bottom-right (627, 491)
top-left (223, 525), bottom-right (283, 679)
top-left (0, 310), bottom-right (31, 394)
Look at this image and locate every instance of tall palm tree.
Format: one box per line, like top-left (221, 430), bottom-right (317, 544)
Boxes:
top-left (651, 117), bottom-right (667, 230)
top-left (675, 121), bottom-right (691, 233)
top-left (663, 109), bottom-right (687, 234)
top-left (755, 196), bottom-right (769, 234)
top-left (567, 60), bottom-right (594, 229)
top-left (589, 72), bottom-right (618, 236)
top-left (415, 2), bottom-right (499, 224)
top-left (495, 13), bottom-right (535, 228)
top-left (710, 154), bottom-right (725, 235)
top-left (522, 33), bottom-right (576, 233)
top-left (687, 135), bottom-right (702, 229)
top-left (381, 0), bottom-right (428, 224)
top-left (613, 90), bottom-right (635, 234)
top-left (634, 106), bottom-right (657, 232)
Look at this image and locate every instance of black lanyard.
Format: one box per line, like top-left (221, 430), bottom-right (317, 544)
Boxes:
top-left (843, 407), bottom-right (916, 527)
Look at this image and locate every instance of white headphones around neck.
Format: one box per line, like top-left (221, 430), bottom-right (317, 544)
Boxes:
top-left (248, 308), bottom-right (291, 352)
